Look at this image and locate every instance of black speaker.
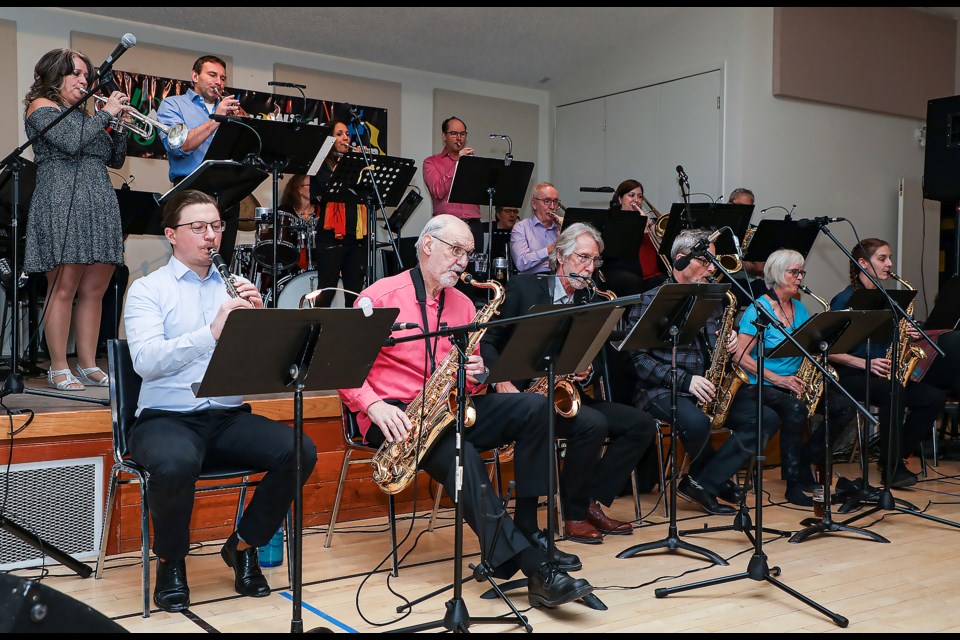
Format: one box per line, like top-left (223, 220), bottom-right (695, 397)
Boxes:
top-left (923, 95), bottom-right (960, 202)
top-left (0, 573), bottom-right (126, 633)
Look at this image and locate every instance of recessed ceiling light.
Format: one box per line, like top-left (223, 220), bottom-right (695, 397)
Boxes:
top-left (539, 77), bottom-right (550, 84)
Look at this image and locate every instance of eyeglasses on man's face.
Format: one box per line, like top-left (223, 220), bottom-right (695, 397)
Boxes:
top-left (572, 252), bottom-right (603, 267)
top-left (534, 197), bottom-right (560, 207)
top-left (432, 235), bottom-right (476, 261)
top-left (174, 220), bottom-right (227, 234)
top-left (446, 130), bottom-right (467, 138)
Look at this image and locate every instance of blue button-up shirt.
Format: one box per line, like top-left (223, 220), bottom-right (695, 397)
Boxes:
top-left (510, 215), bottom-right (558, 274)
top-left (124, 255), bottom-right (242, 415)
top-left (156, 88), bottom-right (219, 182)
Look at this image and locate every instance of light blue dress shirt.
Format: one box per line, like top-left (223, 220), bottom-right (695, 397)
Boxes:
top-left (124, 256), bottom-right (243, 415)
top-left (156, 89), bottom-right (219, 183)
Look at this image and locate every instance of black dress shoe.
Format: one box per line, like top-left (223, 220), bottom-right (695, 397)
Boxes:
top-left (677, 476), bottom-right (736, 516)
top-left (880, 462), bottom-right (919, 489)
top-left (717, 479), bottom-right (743, 505)
top-left (220, 532), bottom-right (271, 597)
top-left (527, 562), bottom-right (594, 608)
top-left (528, 529), bottom-right (582, 572)
top-left (154, 558), bottom-right (190, 613)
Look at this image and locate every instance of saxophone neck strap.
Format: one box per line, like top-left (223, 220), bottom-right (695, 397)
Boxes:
top-left (410, 266), bottom-right (445, 373)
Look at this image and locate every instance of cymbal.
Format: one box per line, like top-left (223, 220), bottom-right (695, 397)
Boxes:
top-left (238, 194), bottom-right (261, 232)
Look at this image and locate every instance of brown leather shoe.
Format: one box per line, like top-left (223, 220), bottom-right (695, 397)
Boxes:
top-left (586, 502), bottom-right (633, 535)
top-left (563, 518), bottom-right (603, 544)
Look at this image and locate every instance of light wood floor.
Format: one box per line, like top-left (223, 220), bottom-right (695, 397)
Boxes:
top-left (14, 460), bottom-right (960, 633)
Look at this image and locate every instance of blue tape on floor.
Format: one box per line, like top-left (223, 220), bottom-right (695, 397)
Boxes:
top-left (279, 591), bottom-right (358, 633)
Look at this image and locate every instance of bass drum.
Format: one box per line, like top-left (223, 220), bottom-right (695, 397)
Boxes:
top-left (270, 270), bottom-right (320, 309)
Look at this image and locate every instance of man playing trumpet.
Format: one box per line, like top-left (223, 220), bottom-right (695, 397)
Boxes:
top-left (510, 182), bottom-right (563, 275)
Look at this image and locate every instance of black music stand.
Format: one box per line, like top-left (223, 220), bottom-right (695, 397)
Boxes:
top-left (193, 307), bottom-right (398, 633)
top-left (322, 152), bottom-right (416, 288)
top-left (563, 207), bottom-right (648, 271)
top-left (480, 298), bottom-right (624, 611)
top-left (920, 275), bottom-right (960, 331)
top-left (659, 203), bottom-right (754, 261)
top-left (742, 219), bottom-right (820, 263)
top-left (612, 283), bottom-right (730, 566)
top-left (207, 118), bottom-right (332, 300)
top-left (0, 160), bottom-right (39, 375)
top-left (116, 187), bottom-right (162, 236)
top-left (158, 159), bottom-right (266, 214)
top-left (448, 155), bottom-right (533, 283)
top-left (773, 310), bottom-right (892, 544)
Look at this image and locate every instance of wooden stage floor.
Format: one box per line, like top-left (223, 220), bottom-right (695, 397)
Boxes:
top-left (10, 459), bottom-right (960, 633)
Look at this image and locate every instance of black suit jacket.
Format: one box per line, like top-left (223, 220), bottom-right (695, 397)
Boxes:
top-left (480, 273), bottom-right (590, 379)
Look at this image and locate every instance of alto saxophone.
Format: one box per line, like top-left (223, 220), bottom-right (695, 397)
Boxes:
top-left (700, 290), bottom-right (749, 428)
top-left (796, 285), bottom-right (839, 417)
top-left (884, 271), bottom-right (926, 387)
top-left (371, 273), bottom-right (505, 495)
top-left (525, 285), bottom-right (616, 416)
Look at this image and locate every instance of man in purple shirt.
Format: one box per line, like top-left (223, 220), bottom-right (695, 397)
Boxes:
top-left (511, 182), bottom-right (562, 274)
top-left (422, 116), bottom-right (484, 251)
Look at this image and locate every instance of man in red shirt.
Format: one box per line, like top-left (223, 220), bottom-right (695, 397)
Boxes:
top-left (339, 214), bottom-right (594, 608)
top-left (422, 117), bottom-right (484, 251)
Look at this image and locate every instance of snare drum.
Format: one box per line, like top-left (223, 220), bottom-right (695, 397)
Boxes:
top-left (254, 208), bottom-right (303, 270)
top-left (267, 270), bottom-right (320, 309)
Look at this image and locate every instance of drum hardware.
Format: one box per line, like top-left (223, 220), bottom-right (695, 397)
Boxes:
top-left (253, 207), bottom-right (303, 269)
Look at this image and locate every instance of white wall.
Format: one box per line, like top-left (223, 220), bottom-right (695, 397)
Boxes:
top-left (551, 6), bottom-right (935, 300)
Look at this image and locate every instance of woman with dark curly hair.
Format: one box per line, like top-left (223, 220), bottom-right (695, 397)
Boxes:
top-left (23, 48), bottom-right (131, 390)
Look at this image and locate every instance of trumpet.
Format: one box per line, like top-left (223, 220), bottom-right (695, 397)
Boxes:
top-left (212, 86), bottom-right (251, 117)
top-left (94, 95), bottom-right (187, 149)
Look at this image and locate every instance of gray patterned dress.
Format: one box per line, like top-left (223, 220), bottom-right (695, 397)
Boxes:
top-left (23, 106), bottom-right (126, 273)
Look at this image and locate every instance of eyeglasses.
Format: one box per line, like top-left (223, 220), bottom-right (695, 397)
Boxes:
top-left (533, 198), bottom-right (561, 207)
top-left (573, 252), bottom-right (603, 267)
top-left (432, 235), bottom-right (475, 260)
top-left (174, 220), bottom-right (227, 234)
top-left (446, 131), bottom-right (468, 138)
top-left (786, 268), bottom-right (807, 278)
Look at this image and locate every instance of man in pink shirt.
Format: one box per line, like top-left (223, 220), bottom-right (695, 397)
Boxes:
top-left (339, 214), bottom-right (594, 608)
top-left (422, 117), bottom-right (484, 251)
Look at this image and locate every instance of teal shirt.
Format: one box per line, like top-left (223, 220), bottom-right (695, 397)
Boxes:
top-left (738, 294), bottom-right (811, 385)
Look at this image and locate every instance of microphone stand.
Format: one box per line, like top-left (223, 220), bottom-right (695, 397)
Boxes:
top-left (813, 222), bottom-right (960, 531)
top-left (655, 229), bottom-right (869, 628)
top-left (348, 108), bottom-right (403, 287)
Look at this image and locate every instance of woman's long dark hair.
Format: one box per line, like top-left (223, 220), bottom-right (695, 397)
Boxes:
top-left (24, 48), bottom-right (93, 114)
top-left (610, 179), bottom-right (644, 209)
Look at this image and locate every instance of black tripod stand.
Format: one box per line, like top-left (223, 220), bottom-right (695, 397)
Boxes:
top-left (654, 232), bottom-right (866, 628)
top-left (387, 326), bottom-right (528, 633)
top-left (614, 283), bottom-right (729, 566)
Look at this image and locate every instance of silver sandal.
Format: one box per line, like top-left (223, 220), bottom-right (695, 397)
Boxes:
top-left (74, 365), bottom-right (109, 387)
top-left (48, 368), bottom-right (85, 390)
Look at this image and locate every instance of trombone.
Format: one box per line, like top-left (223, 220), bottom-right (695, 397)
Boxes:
top-left (94, 95), bottom-right (188, 149)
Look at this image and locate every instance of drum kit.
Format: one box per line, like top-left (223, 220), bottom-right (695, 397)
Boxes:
top-left (231, 206), bottom-right (322, 308)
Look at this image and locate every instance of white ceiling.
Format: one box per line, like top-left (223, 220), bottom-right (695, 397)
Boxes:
top-left (64, 7), bottom-right (682, 89)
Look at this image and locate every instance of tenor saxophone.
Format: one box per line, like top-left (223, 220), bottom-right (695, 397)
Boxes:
top-left (884, 271), bottom-right (926, 387)
top-left (371, 274), bottom-right (505, 495)
top-left (796, 285), bottom-right (839, 417)
top-left (699, 290), bottom-right (749, 428)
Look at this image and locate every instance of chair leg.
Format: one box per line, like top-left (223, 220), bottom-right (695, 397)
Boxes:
top-left (140, 479), bottom-right (151, 618)
top-left (388, 494), bottom-right (399, 577)
top-left (630, 468), bottom-right (642, 520)
top-left (235, 476), bottom-right (249, 527)
top-left (96, 467), bottom-right (120, 580)
top-left (554, 445), bottom-right (564, 537)
top-left (324, 450), bottom-right (353, 548)
top-left (932, 422), bottom-right (939, 468)
top-left (656, 426), bottom-right (668, 518)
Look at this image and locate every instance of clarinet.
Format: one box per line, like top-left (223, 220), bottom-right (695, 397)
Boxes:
top-left (208, 248), bottom-right (240, 298)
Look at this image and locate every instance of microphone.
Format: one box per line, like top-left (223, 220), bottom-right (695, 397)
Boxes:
top-left (674, 228), bottom-right (725, 271)
top-left (267, 80), bottom-right (307, 89)
top-left (392, 322), bottom-right (421, 331)
top-left (96, 33), bottom-right (136, 79)
top-left (796, 216), bottom-right (846, 229)
top-left (579, 186), bottom-right (615, 193)
top-left (676, 165), bottom-right (689, 186)
top-left (209, 113), bottom-right (244, 125)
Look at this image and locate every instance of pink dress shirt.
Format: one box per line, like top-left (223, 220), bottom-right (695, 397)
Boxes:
top-left (422, 148), bottom-right (481, 220)
top-left (338, 269), bottom-right (484, 439)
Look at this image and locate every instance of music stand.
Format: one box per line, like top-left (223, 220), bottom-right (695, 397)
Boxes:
top-left (193, 306), bottom-right (397, 633)
top-left (768, 310), bottom-right (892, 544)
top-left (206, 118), bottom-right (332, 301)
top-left (479, 298), bottom-right (622, 610)
top-left (659, 203), bottom-right (754, 261)
top-left (0, 160), bottom-right (38, 375)
top-left (909, 276), bottom-right (960, 383)
top-left (323, 152), bottom-right (417, 288)
top-left (562, 207), bottom-right (648, 270)
top-left (612, 283), bottom-right (730, 566)
top-left (116, 188), bottom-right (162, 236)
top-left (448, 155), bottom-right (533, 284)
top-left (158, 159), bottom-right (267, 214)
top-left (742, 219), bottom-right (820, 264)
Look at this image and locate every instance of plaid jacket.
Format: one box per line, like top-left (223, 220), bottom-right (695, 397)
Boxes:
top-left (627, 280), bottom-right (724, 409)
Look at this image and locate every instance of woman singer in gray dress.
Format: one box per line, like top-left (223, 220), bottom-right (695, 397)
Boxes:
top-left (23, 48), bottom-right (131, 390)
